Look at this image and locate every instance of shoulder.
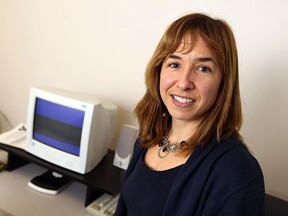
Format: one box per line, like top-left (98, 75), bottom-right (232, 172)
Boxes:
top-left (215, 136), bottom-right (262, 176)
top-left (209, 136), bottom-right (264, 193)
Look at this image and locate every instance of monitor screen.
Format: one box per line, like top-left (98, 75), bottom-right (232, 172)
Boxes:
top-left (33, 98), bottom-right (85, 156)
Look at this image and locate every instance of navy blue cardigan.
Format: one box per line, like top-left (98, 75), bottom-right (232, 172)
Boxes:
top-left (115, 135), bottom-right (265, 216)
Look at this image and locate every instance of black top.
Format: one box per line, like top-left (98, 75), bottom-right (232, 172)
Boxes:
top-left (115, 135), bottom-right (265, 216)
top-left (122, 150), bottom-right (182, 216)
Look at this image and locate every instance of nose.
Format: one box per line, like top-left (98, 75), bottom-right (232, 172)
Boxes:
top-left (177, 69), bottom-right (194, 91)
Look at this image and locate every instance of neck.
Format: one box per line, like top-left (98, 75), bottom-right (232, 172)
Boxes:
top-left (169, 120), bottom-right (199, 142)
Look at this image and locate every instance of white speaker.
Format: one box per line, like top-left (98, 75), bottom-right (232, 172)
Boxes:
top-left (113, 124), bottom-right (138, 170)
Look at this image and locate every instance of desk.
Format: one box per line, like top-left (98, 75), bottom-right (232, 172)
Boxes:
top-left (0, 144), bottom-right (125, 216)
top-left (0, 163), bottom-right (90, 216)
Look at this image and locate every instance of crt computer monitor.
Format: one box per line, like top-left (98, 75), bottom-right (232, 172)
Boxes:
top-left (26, 86), bottom-right (117, 175)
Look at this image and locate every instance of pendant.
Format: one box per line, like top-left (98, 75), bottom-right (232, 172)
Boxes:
top-left (158, 145), bottom-right (169, 158)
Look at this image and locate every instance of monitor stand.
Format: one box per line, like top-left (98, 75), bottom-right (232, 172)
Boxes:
top-left (28, 170), bottom-right (72, 195)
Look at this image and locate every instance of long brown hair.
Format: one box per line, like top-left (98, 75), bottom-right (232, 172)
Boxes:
top-left (134, 13), bottom-right (243, 153)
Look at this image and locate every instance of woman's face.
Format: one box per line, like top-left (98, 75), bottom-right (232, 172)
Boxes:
top-left (159, 35), bottom-right (222, 125)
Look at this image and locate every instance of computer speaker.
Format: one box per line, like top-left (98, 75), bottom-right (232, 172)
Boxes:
top-left (113, 124), bottom-right (138, 170)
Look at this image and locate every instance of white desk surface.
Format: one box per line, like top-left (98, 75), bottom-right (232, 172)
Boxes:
top-left (0, 152), bottom-right (92, 216)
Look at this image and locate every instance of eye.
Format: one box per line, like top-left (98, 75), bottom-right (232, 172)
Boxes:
top-left (197, 66), bottom-right (211, 73)
top-left (169, 63), bottom-right (179, 69)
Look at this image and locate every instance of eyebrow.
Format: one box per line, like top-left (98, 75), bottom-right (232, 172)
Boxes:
top-left (166, 54), bottom-right (182, 60)
top-left (166, 54), bottom-right (217, 64)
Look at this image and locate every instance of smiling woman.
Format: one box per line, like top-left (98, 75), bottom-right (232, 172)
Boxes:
top-left (115, 13), bottom-right (265, 216)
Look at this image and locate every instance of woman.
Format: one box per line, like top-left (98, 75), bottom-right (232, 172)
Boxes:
top-left (115, 13), bottom-right (265, 216)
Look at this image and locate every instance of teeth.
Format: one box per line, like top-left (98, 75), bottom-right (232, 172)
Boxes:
top-left (173, 95), bottom-right (193, 103)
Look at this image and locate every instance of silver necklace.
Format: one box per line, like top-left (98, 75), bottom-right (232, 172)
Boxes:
top-left (158, 133), bottom-right (187, 159)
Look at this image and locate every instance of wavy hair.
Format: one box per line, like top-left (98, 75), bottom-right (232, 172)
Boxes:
top-left (134, 13), bottom-right (243, 153)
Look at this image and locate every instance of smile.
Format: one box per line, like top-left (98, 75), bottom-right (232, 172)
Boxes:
top-left (173, 95), bottom-right (194, 104)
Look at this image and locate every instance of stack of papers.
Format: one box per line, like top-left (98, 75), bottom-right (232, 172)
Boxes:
top-left (0, 123), bottom-right (27, 150)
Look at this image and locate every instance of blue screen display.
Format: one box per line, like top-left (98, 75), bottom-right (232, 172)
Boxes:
top-left (33, 98), bottom-right (85, 156)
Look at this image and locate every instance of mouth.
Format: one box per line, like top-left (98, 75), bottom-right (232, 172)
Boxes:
top-left (172, 95), bottom-right (195, 104)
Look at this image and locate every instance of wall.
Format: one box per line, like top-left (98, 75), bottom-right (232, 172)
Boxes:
top-left (0, 0), bottom-right (287, 200)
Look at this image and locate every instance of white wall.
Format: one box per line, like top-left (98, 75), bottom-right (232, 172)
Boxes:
top-left (0, 0), bottom-right (287, 200)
